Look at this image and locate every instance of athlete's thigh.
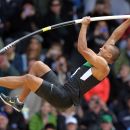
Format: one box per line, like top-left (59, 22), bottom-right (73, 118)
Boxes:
top-left (41, 70), bottom-right (61, 86)
top-left (35, 80), bottom-right (73, 109)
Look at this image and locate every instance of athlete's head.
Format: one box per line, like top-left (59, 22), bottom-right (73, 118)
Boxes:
top-left (99, 44), bottom-right (120, 64)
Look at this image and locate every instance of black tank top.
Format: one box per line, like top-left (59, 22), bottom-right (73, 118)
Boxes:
top-left (64, 62), bottom-right (100, 105)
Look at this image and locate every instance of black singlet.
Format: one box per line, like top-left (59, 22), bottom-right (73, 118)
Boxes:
top-left (63, 62), bottom-right (101, 105)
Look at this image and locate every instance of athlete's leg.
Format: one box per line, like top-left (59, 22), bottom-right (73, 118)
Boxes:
top-left (0, 74), bottom-right (43, 111)
top-left (0, 75), bottom-right (41, 103)
top-left (18, 61), bottom-right (51, 102)
top-left (0, 76), bottom-right (25, 89)
top-left (0, 61), bottom-right (73, 111)
top-left (0, 74), bottom-right (43, 92)
top-left (29, 61), bottom-right (51, 77)
top-left (0, 61), bottom-right (50, 88)
top-left (0, 61), bottom-right (52, 110)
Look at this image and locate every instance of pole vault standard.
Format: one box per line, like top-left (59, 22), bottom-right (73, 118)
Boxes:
top-left (0, 15), bottom-right (130, 54)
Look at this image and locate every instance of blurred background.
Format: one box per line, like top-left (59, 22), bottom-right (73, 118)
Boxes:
top-left (0, 0), bottom-right (130, 130)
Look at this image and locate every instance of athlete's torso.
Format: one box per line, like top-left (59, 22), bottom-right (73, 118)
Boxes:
top-left (64, 62), bottom-right (101, 105)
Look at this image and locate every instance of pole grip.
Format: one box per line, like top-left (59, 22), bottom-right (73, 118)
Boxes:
top-left (75, 15), bottom-right (130, 24)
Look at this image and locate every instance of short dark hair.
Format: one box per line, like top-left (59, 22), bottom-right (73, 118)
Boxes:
top-left (109, 45), bottom-right (120, 62)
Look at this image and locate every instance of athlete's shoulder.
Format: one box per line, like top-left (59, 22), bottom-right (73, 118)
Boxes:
top-left (97, 56), bottom-right (110, 69)
top-left (92, 56), bottom-right (110, 78)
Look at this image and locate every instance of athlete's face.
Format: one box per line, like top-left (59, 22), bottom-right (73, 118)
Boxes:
top-left (99, 44), bottom-right (112, 62)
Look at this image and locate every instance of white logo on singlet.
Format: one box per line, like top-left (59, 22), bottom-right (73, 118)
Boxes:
top-left (51, 84), bottom-right (54, 92)
top-left (71, 67), bottom-right (80, 77)
top-left (80, 68), bottom-right (92, 81)
top-left (71, 67), bottom-right (92, 81)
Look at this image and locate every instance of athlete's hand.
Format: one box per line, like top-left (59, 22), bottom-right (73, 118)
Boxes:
top-left (81, 16), bottom-right (91, 25)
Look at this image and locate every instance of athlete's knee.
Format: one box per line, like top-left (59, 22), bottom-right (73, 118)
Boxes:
top-left (32, 61), bottom-right (50, 75)
top-left (32, 61), bottom-right (49, 71)
top-left (36, 61), bottom-right (47, 67)
top-left (23, 74), bottom-right (35, 83)
top-left (30, 61), bottom-right (45, 74)
top-left (22, 74), bottom-right (42, 91)
top-left (31, 61), bottom-right (42, 69)
top-left (34, 61), bottom-right (43, 66)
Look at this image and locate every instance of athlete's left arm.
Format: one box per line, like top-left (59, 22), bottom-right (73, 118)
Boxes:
top-left (104, 19), bottom-right (130, 46)
top-left (78, 17), bottom-right (107, 70)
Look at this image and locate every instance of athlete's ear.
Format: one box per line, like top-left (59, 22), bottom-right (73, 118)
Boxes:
top-left (107, 53), bottom-right (112, 60)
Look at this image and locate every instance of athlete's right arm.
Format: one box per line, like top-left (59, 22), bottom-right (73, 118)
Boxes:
top-left (77, 17), bottom-right (107, 70)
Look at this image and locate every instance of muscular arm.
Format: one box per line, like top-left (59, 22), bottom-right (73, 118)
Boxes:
top-left (77, 17), bottom-right (107, 70)
top-left (105, 19), bottom-right (130, 45)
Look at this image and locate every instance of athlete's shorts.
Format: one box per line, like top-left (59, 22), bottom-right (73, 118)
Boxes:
top-left (35, 71), bottom-right (73, 109)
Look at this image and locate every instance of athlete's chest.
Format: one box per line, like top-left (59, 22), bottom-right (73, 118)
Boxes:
top-left (71, 66), bottom-right (93, 81)
top-left (70, 66), bottom-right (100, 94)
